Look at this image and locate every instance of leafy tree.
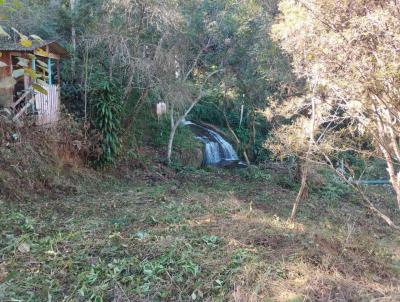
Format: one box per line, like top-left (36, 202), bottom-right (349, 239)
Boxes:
top-left (271, 0), bottom-right (400, 227)
top-left (2, 0), bottom-right (296, 166)
top-left (179, 0), bottom-right (298, 163)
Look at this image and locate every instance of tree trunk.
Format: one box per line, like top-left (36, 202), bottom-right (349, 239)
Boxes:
top-left (170, 104), bottom-right (175, 129)
top-left (353, 181), bottom-right (400, 230)
top-left (289, 161), bottom-right (309, 222)
top-left (167, 107), bottom-right (196, 164)
top-left (221, 78), bottom-right (250, 165)
top-left (246, 108), bottom-right (256, 161)
top-left (109, 45), bottom-right (114, 81)
top-left (167, 120), bottom-right (180, 165)
top-left (70, 0), bottom-right (77, 78)
top-left (167, 69), bottom-right (222, 164)
top-left (252, 107), bottom-right (256, 153)
top-left (373, 106), bottom-right (400, 209)
top-left (239, 104), bottom-right (244, 127)
top-left (381, 145), bottom-right (400, 209)
top-left (289, 97), bottom-right (316, 222)
top-left (167, 102), bottom-right (199, 164)
top-left (83, 42), bottom-right (89, 138)
top-left (223, 108), bottom-right (250, 165)
top-left (123, 70), bottom-right (135, 101)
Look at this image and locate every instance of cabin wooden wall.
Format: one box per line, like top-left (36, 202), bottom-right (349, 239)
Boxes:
top-left (35, 84), bottom-right (60, 125)
top-left (0, 53), bottom-right (11, 76)
top-left (0, 53), bottom-right (14, 107)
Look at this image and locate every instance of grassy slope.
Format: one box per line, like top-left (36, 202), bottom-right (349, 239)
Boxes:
top-left (0, 169), bottom-right (399, 302)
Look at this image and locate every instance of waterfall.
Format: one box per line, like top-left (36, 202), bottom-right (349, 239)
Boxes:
top-left (183, 120), bottom-right (241, 166)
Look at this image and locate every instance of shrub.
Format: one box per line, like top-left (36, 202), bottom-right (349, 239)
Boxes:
top-left (91, 79), bottom-right (122, 166)
top-left (311, 168), bottom-right (352, 203)
top-left (236, 166), bottom-right (272, 182)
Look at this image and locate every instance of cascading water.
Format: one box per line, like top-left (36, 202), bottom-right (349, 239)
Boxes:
top-left (182, 120), bottom-right (241, 166)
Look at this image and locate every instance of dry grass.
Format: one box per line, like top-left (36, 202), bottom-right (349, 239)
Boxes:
top-left (0, 116), bottom-right (103, 201)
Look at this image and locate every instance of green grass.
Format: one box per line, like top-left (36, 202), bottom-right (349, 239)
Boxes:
top-left (0, 170), bottom-right (399, 301)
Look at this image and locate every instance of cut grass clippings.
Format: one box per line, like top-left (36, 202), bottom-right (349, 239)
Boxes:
top-left (0, 170), bottom-right (399, 301)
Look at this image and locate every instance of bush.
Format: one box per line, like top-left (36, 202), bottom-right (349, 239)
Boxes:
top-left (91, 79), bottom-right (123, 166)
top-left (310, 168), bottom-right (352, 203)
top-left (236, 166), bottom-right (272, 181)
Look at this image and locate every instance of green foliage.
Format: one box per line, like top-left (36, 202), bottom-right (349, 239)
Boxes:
top-left (230, 249), bottom-right (252, 270)
top-left (3, 0), bottom-right (296, 166)
top-left (272, 0), bottom-right (400, 212)
top-left (190, 93), bottom-right (273, 163)
top-left (363, 159), bottom-right (389, 180)
top-left (338, 153), bottom-right (389, 180)
top-left (77, 257), bottom-right (139, 301)
top-left (77, 229), bottom-right (204, 300)
top-left (128, 107), bottom-right (202, 166)
top-left (92, 77), bottom-right (122, 166)
top-left (145, 118), bottom-right (173, 148)
top-left (0, 0), bottom-right (23, 18)
top-left (202, 235), bottom-right (221, 247)
top-left (236, 166), bottom-right (271, 182)
top-left (272, 174), bottom-right (296, 190)
top-left (310, 169), bottom-right (352, 203)
top-left (189, 97), bottom-right (225, 128)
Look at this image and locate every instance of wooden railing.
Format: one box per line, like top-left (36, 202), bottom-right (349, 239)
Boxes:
top-left (11, 90), bottom-right (31, 110)
top-left (11, 90), bottom-right (35, 122)
top-left (12, 97), bottom-right (35, 122)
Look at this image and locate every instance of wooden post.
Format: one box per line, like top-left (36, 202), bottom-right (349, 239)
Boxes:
top-left (48, 58), bottom-right (52, 85)
top-left (24, 74), bottom-right (30, 91)
top-left (56, 60), bottom-right (61, 84)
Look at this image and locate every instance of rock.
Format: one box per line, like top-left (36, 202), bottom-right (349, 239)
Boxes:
top-left (17, 242), bottom-right (30, 254)
top-left (169, 185), bottom-right (178, 194)
top-left (177, 147), bottom-right (203, 168)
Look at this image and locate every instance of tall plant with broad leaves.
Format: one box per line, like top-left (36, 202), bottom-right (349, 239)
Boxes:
top-left (92, 79), bottom-right (122, 166)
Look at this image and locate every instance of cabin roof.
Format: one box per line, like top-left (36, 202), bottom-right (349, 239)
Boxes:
top-left (0, 39), bottom-right (69, 58)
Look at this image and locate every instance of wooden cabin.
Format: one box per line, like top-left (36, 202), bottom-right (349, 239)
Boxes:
top-left (0, 39), bottom-right (68, 125)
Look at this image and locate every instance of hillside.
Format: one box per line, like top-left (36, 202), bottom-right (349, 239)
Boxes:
top-left (1, 165), bottom-right (399, 301)
top-left (1, 1), bottom-right (400, 301)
